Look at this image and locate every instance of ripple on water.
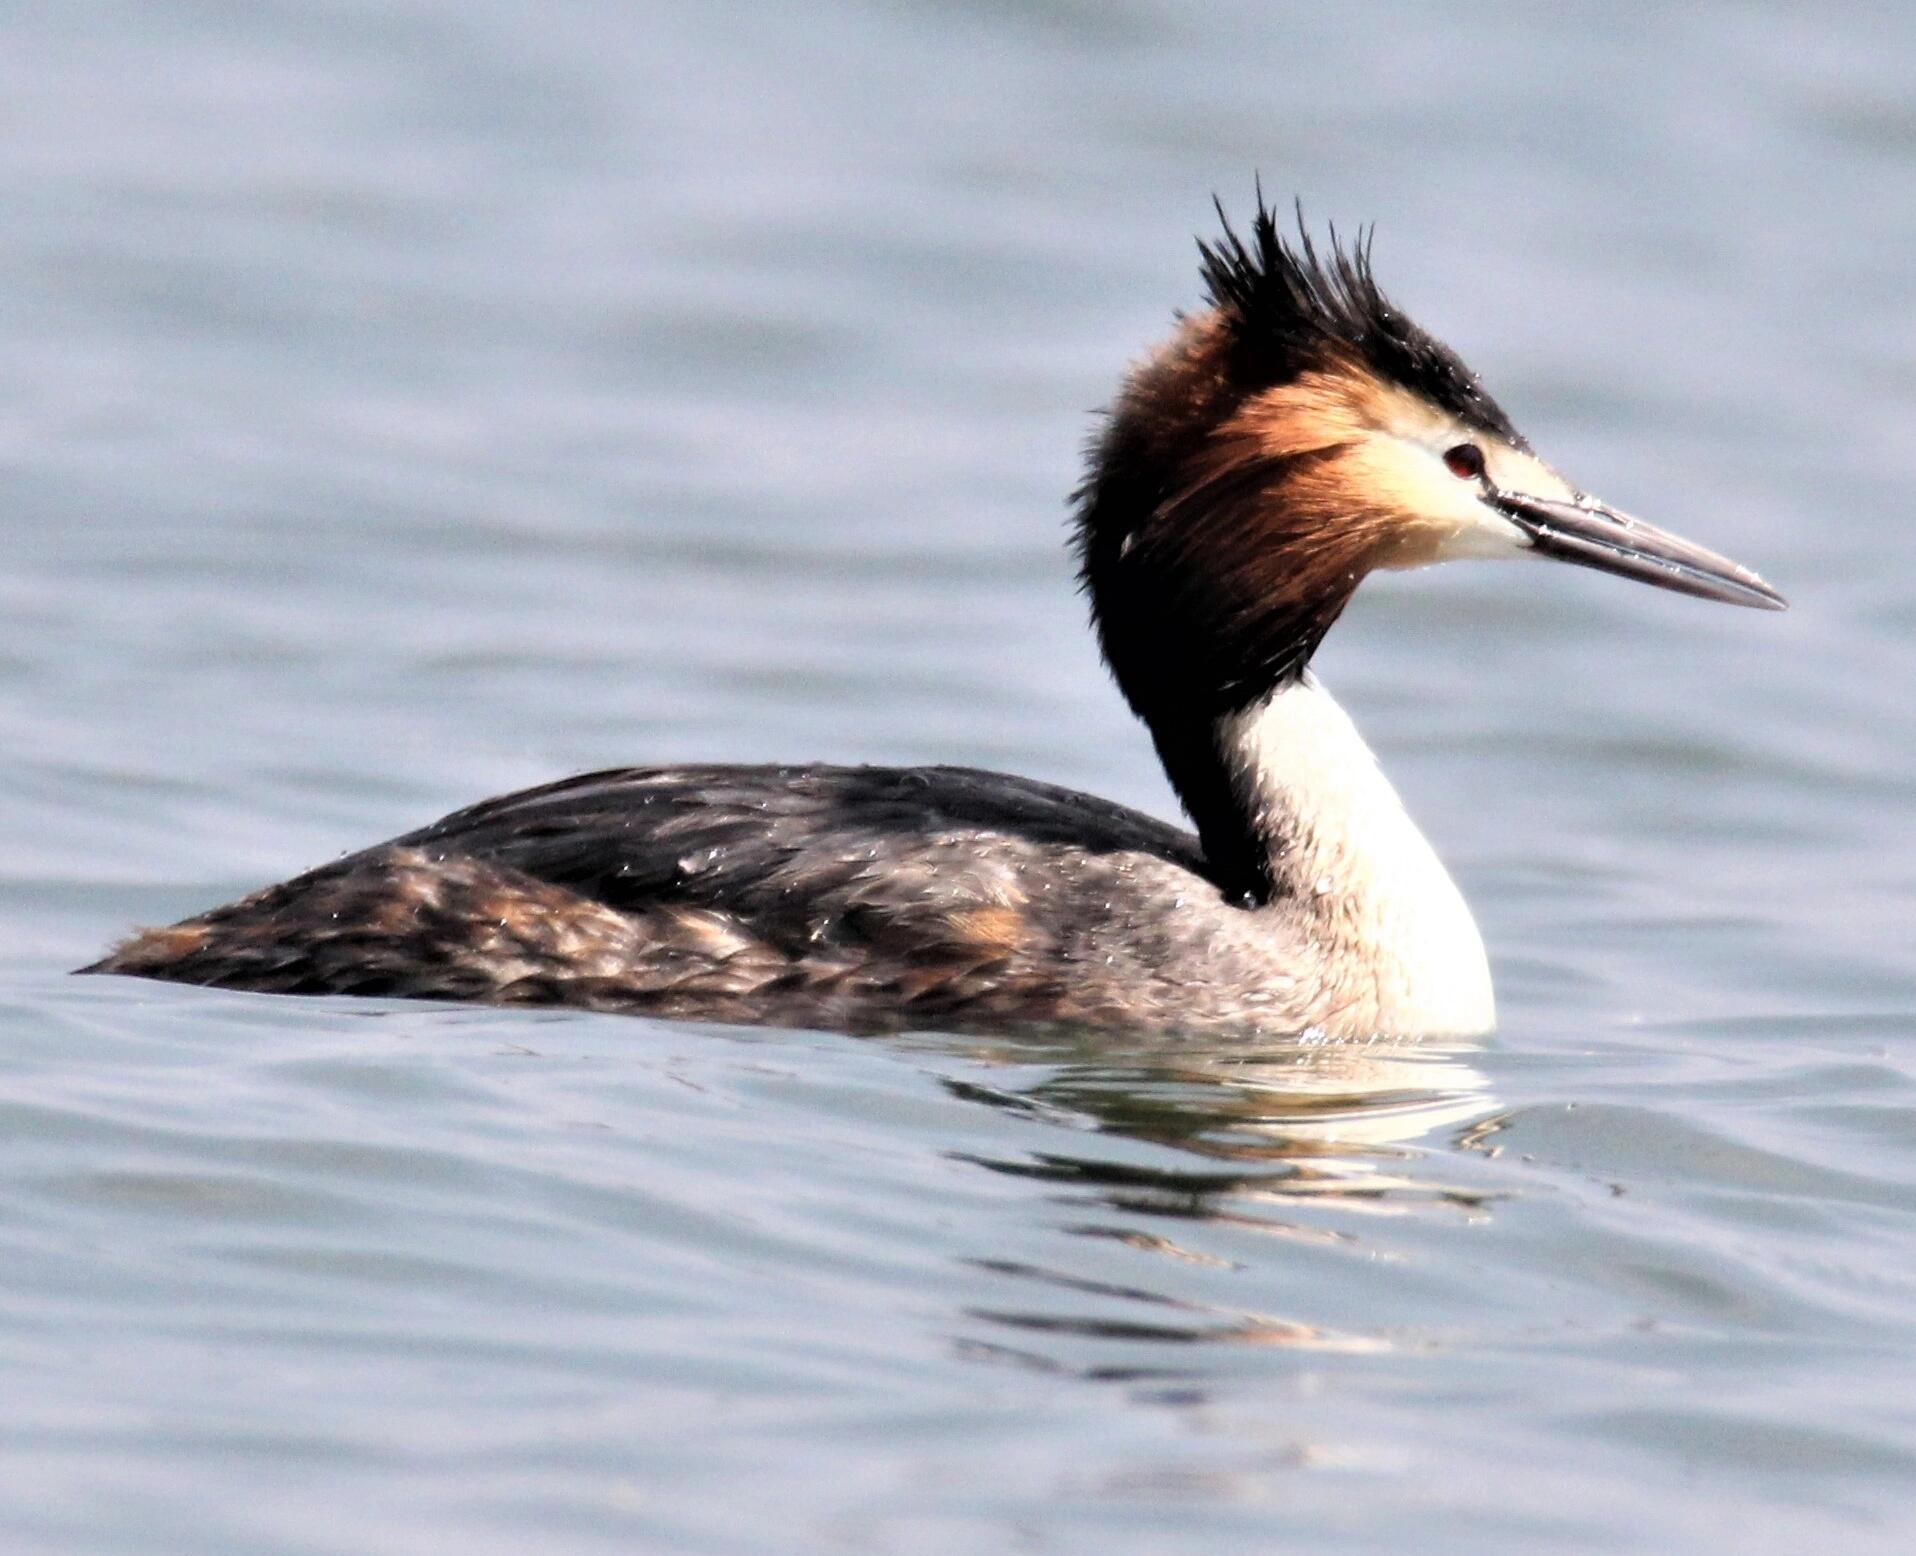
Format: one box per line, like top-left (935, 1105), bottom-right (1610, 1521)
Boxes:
top-left (6, 1), bottom-right (1916, 1551)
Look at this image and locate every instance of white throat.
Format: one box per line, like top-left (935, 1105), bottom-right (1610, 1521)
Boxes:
top-left (1215, 675), bottom-right (1495, 1035)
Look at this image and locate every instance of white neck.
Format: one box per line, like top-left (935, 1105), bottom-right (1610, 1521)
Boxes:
top-left (1215, 675), bottom-right (1495, 1035)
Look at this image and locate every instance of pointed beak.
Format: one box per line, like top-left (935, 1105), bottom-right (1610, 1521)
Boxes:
top-left (1489, 489), bottom-right (1786, 611)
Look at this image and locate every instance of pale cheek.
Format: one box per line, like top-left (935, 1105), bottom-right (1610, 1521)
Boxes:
top-left (1377, 511), bottom-right (1530, 570)
top-left (1365, 454), bottom-right (1532, 569)
top-left (1421, 509), bottom-right (1533, 563)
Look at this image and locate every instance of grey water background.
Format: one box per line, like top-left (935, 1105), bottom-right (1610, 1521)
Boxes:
top-left (2, 1), bottom-right (1913, 1551)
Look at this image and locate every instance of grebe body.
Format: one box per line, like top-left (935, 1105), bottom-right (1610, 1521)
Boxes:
top-left (85, 200), bottom-right (1783, 1038)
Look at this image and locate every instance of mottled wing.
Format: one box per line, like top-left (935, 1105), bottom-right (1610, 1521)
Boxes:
top-left (398, 763), bottom-right (1207, 947)
top-left (85, 763), bottom-right (1220, 1027)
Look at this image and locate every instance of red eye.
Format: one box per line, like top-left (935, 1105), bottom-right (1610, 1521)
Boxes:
top-left (1443, 443), bottom-right (1486, 480)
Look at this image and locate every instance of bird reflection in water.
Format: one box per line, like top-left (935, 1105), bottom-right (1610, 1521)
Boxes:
top-left (915, 1025), bottom-right (1506, 1376)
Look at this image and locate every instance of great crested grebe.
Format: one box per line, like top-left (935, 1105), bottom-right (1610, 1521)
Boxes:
top-left (84, 199), bottom-right (1785, 1038)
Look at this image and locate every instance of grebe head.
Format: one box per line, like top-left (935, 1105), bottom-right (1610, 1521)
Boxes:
top-left (1074, 197), bottom-right (1786, 728)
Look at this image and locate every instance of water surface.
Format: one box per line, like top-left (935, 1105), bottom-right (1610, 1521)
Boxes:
top-left (2, 3), bottom-right (1914, 1552)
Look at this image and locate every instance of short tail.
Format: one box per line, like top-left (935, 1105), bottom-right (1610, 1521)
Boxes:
top-left (77, 846), bottom-right (788, 1015)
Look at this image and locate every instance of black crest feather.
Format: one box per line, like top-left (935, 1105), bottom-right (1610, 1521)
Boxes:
top-left (1197, 193), bottom-right (1524, 447)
